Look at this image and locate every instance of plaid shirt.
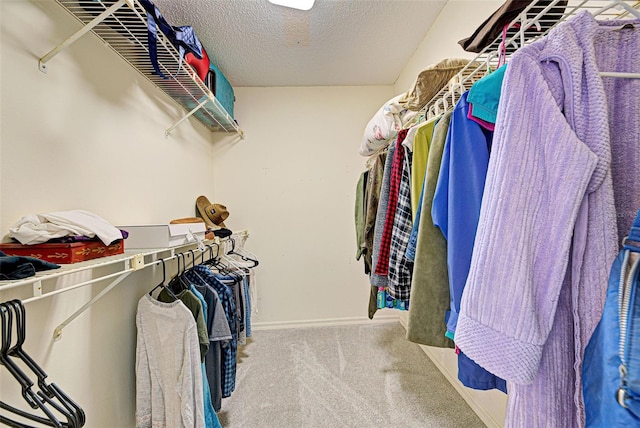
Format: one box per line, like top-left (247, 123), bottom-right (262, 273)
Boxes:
top-left (185, 265), bottom-right (238, 398)
top-left (388, 145), bottom-right (414, 300)
top-left (375, 129), bottom-right (408, 276)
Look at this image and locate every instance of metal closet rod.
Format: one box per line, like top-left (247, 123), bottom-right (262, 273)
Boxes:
top-left (40, 242), bottom-right (224, 341)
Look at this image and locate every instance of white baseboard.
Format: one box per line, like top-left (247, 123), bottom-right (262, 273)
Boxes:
top-left (252, 315), bottom-right (400, 330)
top-left (398, 316), bottom-right (504, 428)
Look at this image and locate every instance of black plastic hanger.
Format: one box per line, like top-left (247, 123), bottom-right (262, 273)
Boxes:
top-left (227, 237), bottom-right (259, 268)
top-left (5, 300), bottom-right (84, 427)
top-left (0, 303), bottom-right (65, 427)
top-left (148, 259), bottom-right (178, 301)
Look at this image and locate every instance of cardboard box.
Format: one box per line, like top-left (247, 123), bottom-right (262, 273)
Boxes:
top-left (119, 223), bottom-right (206, 249)
top-left (0, 240), bottom-right (125, 264)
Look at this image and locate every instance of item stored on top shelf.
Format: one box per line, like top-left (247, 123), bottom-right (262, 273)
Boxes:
top-left (0, 240), bottom-right (124, 264)
top-left (206, 63), bottom-right (235, 119)
top-left (119, 223), bottom-right (206, 249)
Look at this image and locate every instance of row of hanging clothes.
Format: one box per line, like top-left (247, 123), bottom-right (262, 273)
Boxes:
top-left (355, 1), bottom-right (640, 426)
top-left (136, 236), bottom-right (259, 428)
top-left (0, 299), bottom-right (85, 427)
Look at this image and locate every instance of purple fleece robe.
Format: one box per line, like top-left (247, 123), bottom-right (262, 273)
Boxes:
top-left (455, 10), bottom-right (640, 427)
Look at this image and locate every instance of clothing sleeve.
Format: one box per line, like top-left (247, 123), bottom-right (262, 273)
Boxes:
top-left (181, 321), bottom-right (206, 428)
top-left (135, 310), bottom-right (152, 428)
top-left (454, 52), bottom-right (599, 385)
top-left (195, 304), bottom-right (210, 361)
top-left (211, 294), bottom-right (232, 342)
top-left (433, 95), bottom-right (491, 336)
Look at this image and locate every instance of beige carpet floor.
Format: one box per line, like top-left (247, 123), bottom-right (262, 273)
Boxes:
top-left (218, 322), bottom-right (487, 428)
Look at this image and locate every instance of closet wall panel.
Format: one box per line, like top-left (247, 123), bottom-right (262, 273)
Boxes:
top-left (210, 85), bottom-right (394, 326)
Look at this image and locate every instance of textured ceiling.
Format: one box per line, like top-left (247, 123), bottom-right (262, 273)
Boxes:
top-left (153, 0), bottom-right (448, 87)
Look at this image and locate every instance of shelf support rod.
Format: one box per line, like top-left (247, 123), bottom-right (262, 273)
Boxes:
top-left (39, 0), bottom-right (128, 73)
top-left (165, 98), bottom-right (210, 137)
top-left (51, 270), bottom-right (133, 341)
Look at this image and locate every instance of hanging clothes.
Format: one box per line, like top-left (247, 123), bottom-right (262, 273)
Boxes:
top-left (410, 120), bottom-right (436, 217)
top-left (387, 142), bottom-right (413, 302)
top-left (189, 286), bottom-right (224, 428)
top-left (431, 91), bottom-right (506, 393)
top-left (158, 288), bottom-right (209, 360)
top-left (186, 265), bottom-right (239, 399)
top-left (363, 150), bottom-right (388, 318)
top-left (455, 11), bottom-right (640, 427)
top-left (405, 117), bottom-right (440, 263)
top-left (188, 278), bottom-right (232, 412)
top-left (362, 151), bottom-right (387, 274)
top-left (354, 169), bottom-right (368, 272)
top-left (135, 294), bottom-right (205, 427)
top-left (374, 130), bottom-right (409, 277)
top-left (370, 141), bottom-right (396, 291)
top-left (405, 112), bottom-right (454, 349)
top-left (466, 63), bottom-right (507, 130)
top-left (432, 91), bottom-right (493, 339)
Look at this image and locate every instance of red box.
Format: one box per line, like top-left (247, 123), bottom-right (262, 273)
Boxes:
top-left (0, 240), bottom-right (124, 264)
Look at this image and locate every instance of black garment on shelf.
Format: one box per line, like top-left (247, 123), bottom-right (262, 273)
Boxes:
top-left (458, 0), bottom-right (568, 53)
top-left (0, 251), bottom-right (60, 280)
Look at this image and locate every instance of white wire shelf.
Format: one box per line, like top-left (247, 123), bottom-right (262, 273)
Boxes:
top-left (423, 0), bottom-right (640, 119)
top-left (41, 0), bottom-right (244, 138)
top-left (0, 231), bottom-right (250, 339)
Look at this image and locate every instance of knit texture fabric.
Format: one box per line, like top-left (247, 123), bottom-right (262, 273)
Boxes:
top-left (455, 11), bottom-right (640, 427)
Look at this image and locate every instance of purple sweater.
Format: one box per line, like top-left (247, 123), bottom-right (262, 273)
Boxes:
top-left (455, 11), bottom-right (640, 427)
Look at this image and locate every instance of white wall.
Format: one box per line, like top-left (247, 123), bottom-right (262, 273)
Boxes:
top-left (211, 85), bottom-right (393, 325)
top-left (394, 1), bottom-right (508, 427)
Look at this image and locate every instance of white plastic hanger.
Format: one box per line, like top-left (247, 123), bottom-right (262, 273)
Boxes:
top-left (597, 0), bottom-right (640, 78)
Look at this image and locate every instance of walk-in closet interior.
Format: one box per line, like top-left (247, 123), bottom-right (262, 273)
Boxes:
top-left (2, 0), bottom-right (640, 427)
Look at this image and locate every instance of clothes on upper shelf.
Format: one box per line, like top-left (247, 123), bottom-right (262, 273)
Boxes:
top-left (458, 0), bottom-right (568, 54)
top-left (8, 210), bottom-right (124, 245)
top-left (0, 250), bottom-right (60, 280)
top-left (432, 91), bottom-right (493, 339)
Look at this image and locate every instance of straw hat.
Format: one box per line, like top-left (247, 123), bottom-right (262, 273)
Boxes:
top-left (196, 196), bottom-right (229, 228)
